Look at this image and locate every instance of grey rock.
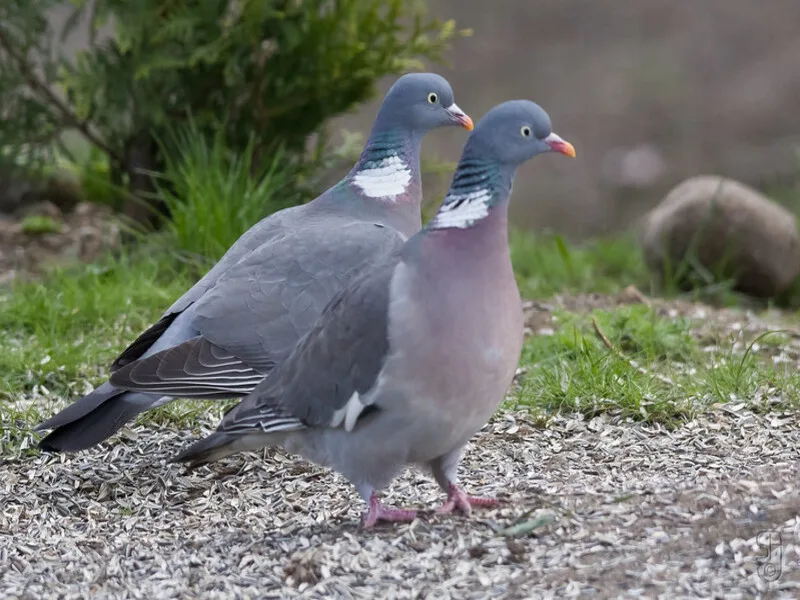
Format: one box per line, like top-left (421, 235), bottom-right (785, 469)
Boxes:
top-left (42, 170), bottom-right (85, 213)
top-left (639, 175), bottom-right (800, 297)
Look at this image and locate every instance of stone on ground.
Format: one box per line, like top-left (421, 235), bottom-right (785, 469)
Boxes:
top-left (639, 175), bottom-right (800, 297)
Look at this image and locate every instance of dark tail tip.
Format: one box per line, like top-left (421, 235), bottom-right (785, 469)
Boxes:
top-left (171, 432), bottom-right (235, 469)
top-left (37, 428), bottom-right (91, 453)
top-left (37, 436), bottom-right (63, 453)
top-left (34, 395), bottom-right (145, 453)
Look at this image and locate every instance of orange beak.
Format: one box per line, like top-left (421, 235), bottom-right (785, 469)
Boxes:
top-left (544, 132), bottom-right (576, 158)
top-left (445, 103), bottom-right (474, 131)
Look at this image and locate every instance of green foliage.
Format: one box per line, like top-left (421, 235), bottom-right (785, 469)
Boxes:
top-left (516, 307), bottom-right (699, 423)
top-left (597, 304), bottom-right (698, 362)
top-left (509, 231), bottom-right (649, 299)
top-left (514, 305), bottom-right (800, 424)
top-left (62, 0), bottom-right (465, 154)
top-left (20, 215), bottom-right (62, 235)
top-left (156, 121), bottom-right (299, 262)
top-left (703, 330), bottom-right (793, 404)
top-left (0, 247), bottom-right (225, 454)
top-left (0, 249), bottom-right (193, 401)
top-left (1, 0), bottom-right (468, 226)
top-left (0, 0), bottom-right (64, 175)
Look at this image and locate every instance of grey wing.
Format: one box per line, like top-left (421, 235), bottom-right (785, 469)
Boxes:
top-left (110, 336), bottom-right (265, 398)
top-left (189, 219), bottom-right (405, 371)
top-left (110, 208), bottom-right (295, 371)
top-left (219, 258), bottom-right (398, 435)
top-left (109, 220), bottom-right (405, 396)
top-left (166, 209), bottom-right (294, 315)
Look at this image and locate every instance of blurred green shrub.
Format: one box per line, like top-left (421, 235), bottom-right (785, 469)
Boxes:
top-left (0, 0), bottom-right (467, 228)
top-left (157, 120), bottom-right (298, 262)
top-left (0, 0), bottom-right (64, 177)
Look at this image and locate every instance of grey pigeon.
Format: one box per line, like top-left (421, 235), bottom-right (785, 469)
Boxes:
top-left (172, 100), bottom-right (576, 527)
top-left (35, 73), bottom-right (473, 453)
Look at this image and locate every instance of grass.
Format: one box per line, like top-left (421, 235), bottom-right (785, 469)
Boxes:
top-left (510, 230), bottom-right (649, 298)
top-left (157, 122), bottom-right (300, 262)
top-left (513, 304), bottom-right (800, 425)
top-left (0, 249), bottom-right (192, 397)
top-left (20, 215), bottom-right (62, 235)
top-left (0, 245), bottom-right (237, 454)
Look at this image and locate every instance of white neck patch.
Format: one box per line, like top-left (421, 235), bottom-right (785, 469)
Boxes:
top-left (352, 155), bottom-right (412, 200)
top-left (429, 188), bottom-right (492, 229)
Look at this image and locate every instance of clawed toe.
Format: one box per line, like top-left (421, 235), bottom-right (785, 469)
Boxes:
top-left (360, 486), bottom-right (502, 527)
top-left (435, 483), bottom-right (501, 517)
top-left (362, 493), bottom-right (417, 528)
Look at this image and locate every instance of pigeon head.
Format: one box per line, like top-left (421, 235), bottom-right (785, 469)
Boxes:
top-left (426, 101), bottom-right (575, 230)
top-left (467, 100), bottom-right (576, 166)
top-left (375, 73), bottom-right (473, 133)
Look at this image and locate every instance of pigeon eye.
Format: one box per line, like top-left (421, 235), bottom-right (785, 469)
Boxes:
top-left (520, 126), bottom-right (532, 138)
top-left (427, 92), bottom-right (438, 104)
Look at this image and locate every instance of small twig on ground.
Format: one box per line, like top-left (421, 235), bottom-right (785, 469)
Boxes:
top-left (591, 316), bottom-right (677, 387)
top-left (621, 285), bottom-right (651, 307)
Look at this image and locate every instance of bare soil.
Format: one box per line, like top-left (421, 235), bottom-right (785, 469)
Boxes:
top-left (0, 201), bottom-right (119, 285)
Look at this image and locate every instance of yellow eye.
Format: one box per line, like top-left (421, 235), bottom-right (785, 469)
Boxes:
top-left (427, 92), bottom-right (438, 104)
top-left (520, 126), bottom-right (532, 138)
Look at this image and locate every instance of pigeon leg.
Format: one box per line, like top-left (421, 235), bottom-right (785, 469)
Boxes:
top-left (362, 492), bottom-right (417, 528)
top-left (435, 483), bottom-right (500, 517)
top-left (429, 448), bottom-right (499, 517)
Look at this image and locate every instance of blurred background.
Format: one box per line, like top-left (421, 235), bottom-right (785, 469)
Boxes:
top-left (2, 0), bottom-right (800, 280)
top-left (340, 0), bottom-right (800, 237)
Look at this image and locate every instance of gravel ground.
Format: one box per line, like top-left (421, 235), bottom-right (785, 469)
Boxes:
top-left (3, 407), bottom-right (800, 599)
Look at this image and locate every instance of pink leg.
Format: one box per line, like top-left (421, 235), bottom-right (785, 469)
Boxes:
top-left (435, 483), bottom-right (500, 517)
top-left (361, 492), bottom-right (417, 528)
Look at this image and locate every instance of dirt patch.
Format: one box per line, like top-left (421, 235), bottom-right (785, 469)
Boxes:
top-left (0, 202), bottom-right (120, 285)
top-left (2, 409), bottom-right (799, 598)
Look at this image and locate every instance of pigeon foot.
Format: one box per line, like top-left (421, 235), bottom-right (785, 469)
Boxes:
top-left (435, 483), bottom-right (500, 517)
top-left (362, 493), bottom-right (417, 528)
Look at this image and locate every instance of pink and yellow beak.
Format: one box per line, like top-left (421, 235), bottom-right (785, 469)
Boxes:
top-left (544, 132), bottom-right (576, 158)
top-left (445, 103), bottom-right (474, 131)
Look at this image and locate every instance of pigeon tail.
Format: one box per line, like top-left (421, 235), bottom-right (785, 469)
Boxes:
top-left (37, 387), bottom-right (157, 452)
top-left (170, 432), bottom-right (236, 468)
top-left (171, 431), bottom-right (282, 469)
